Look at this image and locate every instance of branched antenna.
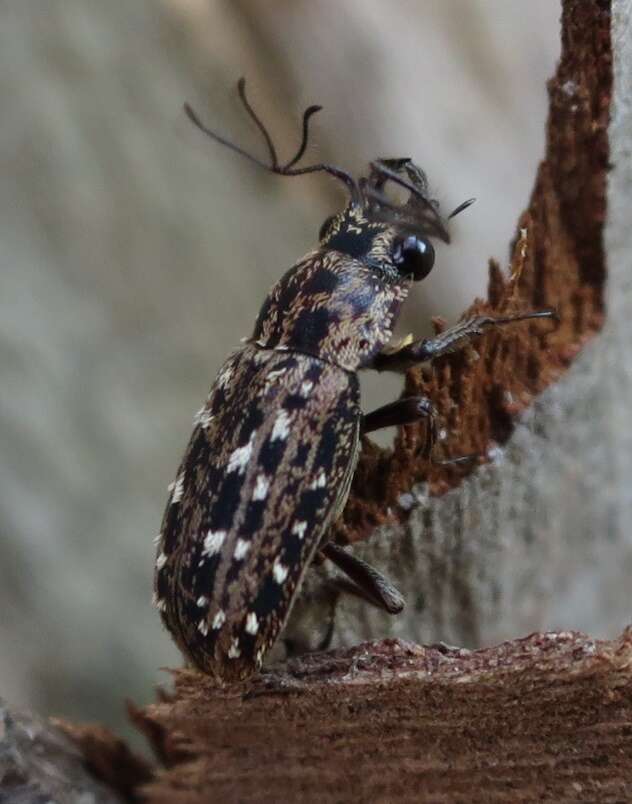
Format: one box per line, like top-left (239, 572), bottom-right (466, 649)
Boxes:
top-left (184, 77), bottom-right (361, 204)
top-left (369, 161), bottom-right (438, 215)
top-left (368, 160), bottom-right (451, 242)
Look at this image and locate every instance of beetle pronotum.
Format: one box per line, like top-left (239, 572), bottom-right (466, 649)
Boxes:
top-left (153, 78), bottom-right (555, 681)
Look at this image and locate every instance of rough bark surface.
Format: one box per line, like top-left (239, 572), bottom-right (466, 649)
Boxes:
top-left (132, 630), bottom-right (632, 803)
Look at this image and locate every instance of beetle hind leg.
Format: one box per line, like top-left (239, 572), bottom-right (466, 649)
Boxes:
top-left (321, 542), bottom-right (404, 614)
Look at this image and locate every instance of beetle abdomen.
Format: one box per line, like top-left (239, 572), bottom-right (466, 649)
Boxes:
top-left (154, 344), bottom-right (360, 680)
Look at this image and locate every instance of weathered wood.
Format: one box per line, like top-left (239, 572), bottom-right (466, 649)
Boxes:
top-left (133, 630), bottom-right (632, 803)
top-left (282, 0), bottom-right (629, 657)
top-left (0, 699), bottom-right (132, 804)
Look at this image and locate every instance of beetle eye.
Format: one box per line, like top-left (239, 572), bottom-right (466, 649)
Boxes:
top-left (392, 235), bottom-right (435, 281)
top-left (318, 215), bottom-right (336, 242)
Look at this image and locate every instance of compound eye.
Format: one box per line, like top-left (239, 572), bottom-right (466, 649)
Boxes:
top-left (318, 215), bottom-right (337, 242)
top-left (392, 235), bottom-right (435, 281)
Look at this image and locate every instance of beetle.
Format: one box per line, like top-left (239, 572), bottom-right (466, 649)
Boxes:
top-left (153, 78), bottom-right (555, 681)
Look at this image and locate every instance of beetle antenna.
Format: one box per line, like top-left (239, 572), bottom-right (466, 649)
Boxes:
top-left (284, 104), bottom-right (322, 169)
top-left (184, 78), bottom-right (361, 205)
top-left (368, 160), bottom-right (451, 242)
top-left (370, 161), bottom-right (438, 215)
top-left (237, 77), bottom-right (279, 169)
top-left (448, 198), bottom-right (476, 219)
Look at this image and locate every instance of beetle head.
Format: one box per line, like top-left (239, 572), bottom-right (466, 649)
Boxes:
top-left (185, 82), bottom-right (474, 370)
top-left (317, 157), bottom-right (467, 285)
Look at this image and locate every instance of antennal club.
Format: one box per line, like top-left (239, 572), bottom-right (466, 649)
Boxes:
top-left (184, 78), bottom-right (360, 204)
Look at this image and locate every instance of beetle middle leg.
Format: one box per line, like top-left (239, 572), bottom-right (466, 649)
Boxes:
top-left (315, 312), bottom-right (556, 622)
top-left (361, 395), bottom-right (476, 467)
top-left (362, 395), bottom-right (437, 458)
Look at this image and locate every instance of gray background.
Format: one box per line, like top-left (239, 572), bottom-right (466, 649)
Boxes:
top-left (1, 1), bottom-right (559, 741)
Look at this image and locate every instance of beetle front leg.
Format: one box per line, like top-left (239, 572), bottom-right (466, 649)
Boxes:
top-left (372, 309), bottom-right (557, 372)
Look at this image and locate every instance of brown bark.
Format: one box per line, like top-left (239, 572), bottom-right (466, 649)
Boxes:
top-left (342, 0), bottom-right (611, 541)
top-left (129, 630), bottom-right (632, 802)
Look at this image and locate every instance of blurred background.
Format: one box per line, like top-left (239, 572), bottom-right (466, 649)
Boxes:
top-left (1, 1), bottom-right (559, 743)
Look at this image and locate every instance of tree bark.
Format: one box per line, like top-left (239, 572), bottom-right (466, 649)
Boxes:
top-left (129, 630), bottom-right (632, 803)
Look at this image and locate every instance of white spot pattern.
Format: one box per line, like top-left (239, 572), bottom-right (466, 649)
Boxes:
top-left (203, 530), bottom-right (226, 557)
top-left (271, 409), bottom-right (291, 441)
top-left (152, 592), bottom-right (167, 612)
top-left (273, 560), bottom-right (288, 585)
top-left (196, 595), bottom-right (209, 608)
top-left (300, 381), bottom-right (313, 396)
top-left (266, 368), bottom-right (286, 381)
top-left (292, 521), bottom-right (307, 540)
top-left (309, 470), bottom-right (327, 489)
top-left (169, 473), bottom-right (185, 504)
top-left (252, 474), bottom-right (269, 501)
top-left (197, 619), bottom-right (209, 636)
top-left (193, 407), bottom-right (215, 429)
top-left (234, 539), bottom-right (250, 560)
top-left (217, 364), bottom-right (234, 389)
top-left (212, 610), bottom-right (226, 629)
top-left (227, 433), bottom-right (255, 474)
top-left (156, 551), bottom-right (167, 570)
top-left (245, 612), bottom-right (259, 635)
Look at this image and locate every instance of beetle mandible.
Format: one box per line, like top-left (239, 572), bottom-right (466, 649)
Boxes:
top-left (153, 78), bottom-right (555, 681)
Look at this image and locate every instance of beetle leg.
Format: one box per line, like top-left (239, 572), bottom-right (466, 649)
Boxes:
top-left (363, 396), bottom-right (486, 466)
top-left (321, 542), bottom-right (404, 614)
top-left (362, 395), bottom-right (437, 458)
top-left (372, 309), bottom-right (557, 372)
top-left (362, 396), bottom-right (435, 435)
